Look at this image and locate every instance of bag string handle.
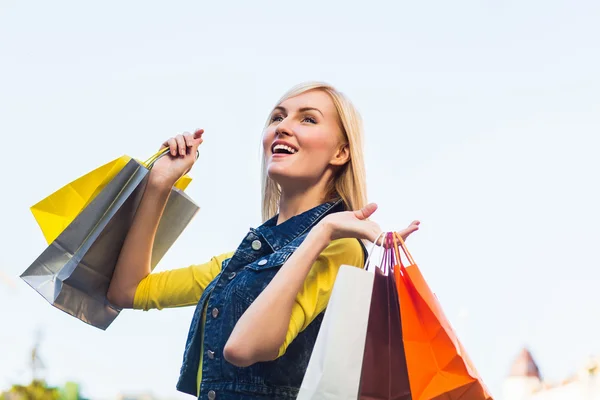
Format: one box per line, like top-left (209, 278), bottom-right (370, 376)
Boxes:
top-left (143, 148), bottom-right (168, 168)
top-left (392, 231), bottom-right (416, 267)
top-left (364, 231), bottom-right (387, 273)
top-left (143, 147), bottom-right (200, 169)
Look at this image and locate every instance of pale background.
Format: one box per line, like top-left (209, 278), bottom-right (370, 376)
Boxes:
top-left (1, 1), bottom-right (599, 398)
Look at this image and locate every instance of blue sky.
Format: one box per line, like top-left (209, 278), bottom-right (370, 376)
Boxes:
top-left (1, 1), bottom-right (599, 398)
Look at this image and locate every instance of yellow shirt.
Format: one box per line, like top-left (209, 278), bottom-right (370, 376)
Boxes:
top-left (133, 237), bottom-right (364, 395)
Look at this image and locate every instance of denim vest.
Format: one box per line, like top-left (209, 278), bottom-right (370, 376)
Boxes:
top-left (176, 199), bottom-right (363, 399)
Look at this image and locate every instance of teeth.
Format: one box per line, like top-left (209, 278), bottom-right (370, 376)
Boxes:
top-left (273, 144), bottom-right (297, 154)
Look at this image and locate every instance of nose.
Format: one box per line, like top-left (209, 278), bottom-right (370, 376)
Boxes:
top-left (275, 117), bottom-right (293, 137)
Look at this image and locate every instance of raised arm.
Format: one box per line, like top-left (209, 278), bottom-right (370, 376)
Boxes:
top-left (224, 203), bottom-right (420, 367)
top-left (223, 203), bottom-right (382, 366)
top-left (106, 129), bottom-right (204, 308)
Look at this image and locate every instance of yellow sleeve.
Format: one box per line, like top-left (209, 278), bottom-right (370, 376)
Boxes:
top-left (133, 251), bottom-right (235, 311)
top-left (277, 238), bottom-right (365, 357)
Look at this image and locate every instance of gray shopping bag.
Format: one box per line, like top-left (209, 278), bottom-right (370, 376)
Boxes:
top-left (20, 158), bottom-right (199, 330)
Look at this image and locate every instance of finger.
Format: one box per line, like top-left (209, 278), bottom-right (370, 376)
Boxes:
top-left (403, 224), bottom-right (419, 234)
top-left (193, 128), bottom-right (204, 139)
top-left (167, 138), bottom-right (177, 156)
top-left (397, 225), bottom-right (420, 241)
top-left (175, 134), bottom-right (187, 156)
top-left (354, 203), bottom-right (378, 220)
top-left (184, 133), bottom-right (195, 150)
top-left (191, 137), bottom-right (204, 154)
top-left (184, 134), bottom-right (201, 157)
top-left (398, 220), bottom-right (421, 235)
top-left (160, 137), bottom-right (172, 150)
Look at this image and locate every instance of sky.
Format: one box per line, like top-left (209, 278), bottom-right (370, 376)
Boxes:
top-left (1, 0), bottom-right (599, 399)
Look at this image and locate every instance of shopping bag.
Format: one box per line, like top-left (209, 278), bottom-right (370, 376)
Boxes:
top-left (297, 266), bottom-right (375, 400)
top-left (296, 234), bottom-right (388, 400)
top-left (30, 149), bottom-right (192, 245)
top-left (391, 232), bottom-right (493, 400)
top-left (359, 233), bottom-right (411, 400)
top-left (20, 150), bottom-right (199, 330)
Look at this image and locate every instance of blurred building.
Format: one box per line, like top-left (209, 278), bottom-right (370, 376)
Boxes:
top-left (502, 348), bottom-right (600, 399)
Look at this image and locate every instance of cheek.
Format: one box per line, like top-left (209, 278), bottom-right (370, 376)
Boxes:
top-left (262, 128), bottom-right (275, 152)
top-left (299, 131), bottom-right (336, 157)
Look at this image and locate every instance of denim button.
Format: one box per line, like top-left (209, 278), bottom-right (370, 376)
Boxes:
top-left (207, 350), bottom-right (215, 360)
top-left (228, 272), bottom-right (236, 280)
top-left (208, 390), bottom-right (216, 400)
top-left (258, 259), bottom-right (267, 266)
top-left (251, 240), bottom-right (262, 250)
top-left (211, 308), bottom-right (219, 318)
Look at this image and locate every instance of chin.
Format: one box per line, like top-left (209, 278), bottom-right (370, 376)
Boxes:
top-left (267, 165), bottom-right (300, 187)
top-left (267, 168), bottom-right (291, 184)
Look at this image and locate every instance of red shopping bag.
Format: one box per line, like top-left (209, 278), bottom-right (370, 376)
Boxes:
top-left (359, 234), bottom-right (411, 399)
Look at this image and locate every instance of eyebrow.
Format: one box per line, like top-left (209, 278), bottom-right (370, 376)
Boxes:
top-left (273, 106), bottom-right (324, 117)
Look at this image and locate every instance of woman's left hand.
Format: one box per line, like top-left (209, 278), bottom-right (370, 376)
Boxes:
top-left (319, 203), bottom-right (420, 244)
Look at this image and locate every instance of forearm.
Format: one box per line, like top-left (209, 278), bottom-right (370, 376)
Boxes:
top-left (224, 223), bottom-right (331, 367)
top-left (106, 175), bottom-right (172, 308)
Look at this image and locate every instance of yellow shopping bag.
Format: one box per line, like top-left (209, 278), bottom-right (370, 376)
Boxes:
top-left (31, 148), bottom-right (192, 244)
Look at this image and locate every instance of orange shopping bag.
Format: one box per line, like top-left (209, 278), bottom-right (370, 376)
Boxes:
top-left (391, 232), bottom-right (493, 400)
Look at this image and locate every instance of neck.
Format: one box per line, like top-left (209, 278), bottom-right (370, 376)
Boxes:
top-left (277, 181), bottom-right (332, 225)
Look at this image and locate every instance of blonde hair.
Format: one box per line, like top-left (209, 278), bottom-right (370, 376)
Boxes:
top-left (261, 82), bottom-right (367, 222)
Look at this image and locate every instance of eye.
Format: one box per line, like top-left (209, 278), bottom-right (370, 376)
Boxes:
top-left (270, 114), bottom-right (284, 123)
top-left (302, 116), bottom-right (317, 124)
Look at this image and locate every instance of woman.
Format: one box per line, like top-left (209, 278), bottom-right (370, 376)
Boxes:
top-left (107, 82), bottom-right (420, 399)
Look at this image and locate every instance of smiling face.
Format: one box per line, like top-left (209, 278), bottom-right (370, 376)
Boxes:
top-left (262, 89), bottom-right (350, 192)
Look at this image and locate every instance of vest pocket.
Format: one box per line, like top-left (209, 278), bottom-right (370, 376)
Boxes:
top-left (233, 253), bottom-right (291, 306)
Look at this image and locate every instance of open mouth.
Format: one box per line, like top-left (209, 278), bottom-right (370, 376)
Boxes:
top-left (271, 144), bottom-right (298, 155)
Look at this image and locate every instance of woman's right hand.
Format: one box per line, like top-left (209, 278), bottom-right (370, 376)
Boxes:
top-left (149, 129), bottom-right (204, 188)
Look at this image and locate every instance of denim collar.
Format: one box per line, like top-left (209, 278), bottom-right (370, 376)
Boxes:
top-left (255, 199), bottom-right (345, 252)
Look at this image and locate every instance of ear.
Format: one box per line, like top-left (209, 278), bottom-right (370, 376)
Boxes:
top-left (330, 143), bottom-right (350, 166)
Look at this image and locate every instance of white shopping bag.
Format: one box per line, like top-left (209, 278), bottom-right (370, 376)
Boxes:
top-left (297, 266), bottom-right (374, 400)
top-left (297, 236), bottom-right (384, 400)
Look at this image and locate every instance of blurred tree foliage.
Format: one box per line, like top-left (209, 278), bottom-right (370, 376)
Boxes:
top-left (0, 380), bottom-right (84, 400)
